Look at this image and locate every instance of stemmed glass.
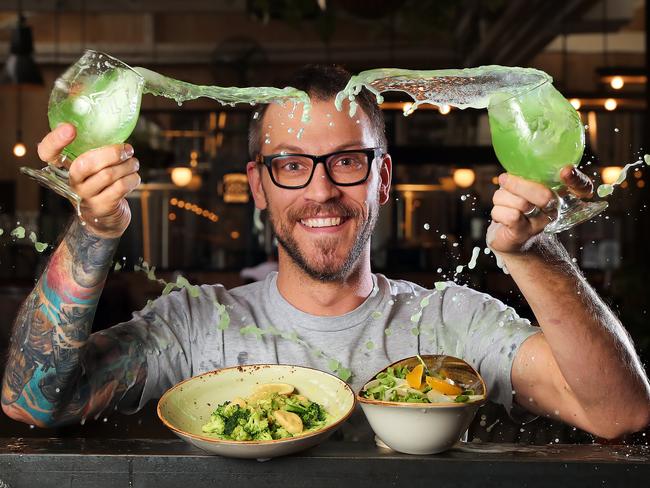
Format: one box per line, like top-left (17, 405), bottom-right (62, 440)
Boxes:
top-left (20, 50), bottom-right (144, 209)
top-left (488, 81), bottom-right (607, 233)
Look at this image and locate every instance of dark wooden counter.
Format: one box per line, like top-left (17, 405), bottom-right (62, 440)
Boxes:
top-left (1, 437), bottom-right (648, 488)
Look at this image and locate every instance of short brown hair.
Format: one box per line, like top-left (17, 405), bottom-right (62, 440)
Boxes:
top-left (248, 64), bottom-right (387, 159)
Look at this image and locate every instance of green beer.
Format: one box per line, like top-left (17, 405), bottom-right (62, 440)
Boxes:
top-left (488, 81), bottom-right (585, 188)
top-left (48, 55), bottom-right (144, 159)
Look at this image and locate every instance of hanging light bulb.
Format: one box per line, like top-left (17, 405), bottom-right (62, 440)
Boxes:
top-left (604, 98), bottom-right (617, 111)
top-left (601, 166), bottom-right (622, 184)
top-left (1, 14), bottom-right (43, 85)
top-left (569, 98), bottom-right (581, 110)
top-left (13, 129), bottom-right (26, 157)
top-left (438, 104), bottom-right (451, 115)
top-left (171, 167), bottom-right (192, 187)
top-left (13, 142), bottom-right (26, 157)
top-left (453, 168), bottom-right (476, 188)
top-left (610, 76), bottom-right (624, 90)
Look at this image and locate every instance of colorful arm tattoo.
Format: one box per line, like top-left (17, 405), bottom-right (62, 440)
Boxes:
top-left (1, 219), bottom-right (148, 427)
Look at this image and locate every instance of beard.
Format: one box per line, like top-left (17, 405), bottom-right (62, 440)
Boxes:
top-left (267, 197), bottom-right (379, 283)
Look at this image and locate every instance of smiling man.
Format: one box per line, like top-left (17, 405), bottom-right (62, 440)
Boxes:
top-left (3, 65), bottom-right (649, 439)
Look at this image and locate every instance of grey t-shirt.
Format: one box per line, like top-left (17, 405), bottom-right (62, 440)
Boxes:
top-left (103, 272), bottom-right (540, 420)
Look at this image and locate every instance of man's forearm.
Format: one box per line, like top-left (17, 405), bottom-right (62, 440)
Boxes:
top-left (501, 235), bottom-right (650, 427)
top-left (1, 218), bottom-right (119, 426)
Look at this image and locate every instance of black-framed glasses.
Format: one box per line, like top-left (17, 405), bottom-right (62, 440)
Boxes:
top-left (256, 147), bottom-right (382, 189)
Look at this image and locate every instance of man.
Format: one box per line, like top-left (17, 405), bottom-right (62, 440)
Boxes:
top-left (2, 65), bottom-right (649, 438)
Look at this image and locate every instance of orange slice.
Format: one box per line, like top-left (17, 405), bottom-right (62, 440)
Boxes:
top-left (426, 375), bottom-right (462, 396)
top-left (406, 364), bottom-right (424, 389)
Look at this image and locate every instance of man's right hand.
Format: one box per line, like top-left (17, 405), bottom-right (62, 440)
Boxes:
top-left (37, 123), bottom-right (141, 239)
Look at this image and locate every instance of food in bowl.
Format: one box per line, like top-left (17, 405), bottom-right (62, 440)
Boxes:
top-left (358, 355), bottom-right (487, 455)
top-left (157, 364), bottom-right (355, 458)
top-left (201, 382), bottom-right (329, 441)
top-left (360, 355), bottom-right (485, 404)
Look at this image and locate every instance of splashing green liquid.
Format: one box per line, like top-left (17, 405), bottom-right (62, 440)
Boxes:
top-left (334, 65), bottom-right (550, 115)
top-left (597, 155), bottom-right (650, 198)
top-left (133, 67), bottom-right (311, 123)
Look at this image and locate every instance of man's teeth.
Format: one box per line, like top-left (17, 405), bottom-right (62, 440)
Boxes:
top-left (301, 217), bottom-right (342, 228)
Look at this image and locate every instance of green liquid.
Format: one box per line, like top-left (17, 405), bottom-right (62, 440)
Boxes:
top-left (48, 67), bottom-right (144, 159)
top-left (487, 82), bottom-right (584, 187)
top-left (133, 67), bottom-right (311, 123)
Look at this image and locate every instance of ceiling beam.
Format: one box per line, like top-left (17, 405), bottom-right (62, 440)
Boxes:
top-left (493, 0), bottom-right (600, 66)
top-left (463, 0), bottom-right (530, 67)
top-left (0, 0), bottom-right (246, 12)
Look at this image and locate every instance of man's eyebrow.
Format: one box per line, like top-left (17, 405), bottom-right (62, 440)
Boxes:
top-left (268, 141), bottom-right (367, 154)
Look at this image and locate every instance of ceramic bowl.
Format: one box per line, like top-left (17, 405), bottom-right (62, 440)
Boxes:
top-left (157, 364), bottom-right (355, 459)
top-left (358, 355), bottom-right (487, 455)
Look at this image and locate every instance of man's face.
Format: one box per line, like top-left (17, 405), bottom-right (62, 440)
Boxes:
top-left (247, 98), bottom-right (391, 282)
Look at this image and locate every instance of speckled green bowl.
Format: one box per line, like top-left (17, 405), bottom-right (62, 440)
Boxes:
top-left (157, 364), bottom-right (356, 459)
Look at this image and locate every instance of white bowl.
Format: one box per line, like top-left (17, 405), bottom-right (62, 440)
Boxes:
top-left (358, 355), bottom-right (487, 455)
top-left (158, 364), bottom-right (356, 459)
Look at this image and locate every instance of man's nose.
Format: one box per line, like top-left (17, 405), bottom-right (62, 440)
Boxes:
top-left (302, 163), bottom-right (341, 202)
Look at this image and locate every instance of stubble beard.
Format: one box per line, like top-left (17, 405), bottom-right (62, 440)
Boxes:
top-left (268, 198), bottom-right (379, 283)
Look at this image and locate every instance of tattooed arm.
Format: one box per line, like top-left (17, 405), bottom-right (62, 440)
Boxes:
top-left (1, 124), bottom-right (143, 427)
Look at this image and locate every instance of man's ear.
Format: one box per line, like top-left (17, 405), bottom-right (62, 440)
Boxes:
top-left (378, 154), bottom-right (392, 206)
top-left (247, 161), bottom-right (268, 210)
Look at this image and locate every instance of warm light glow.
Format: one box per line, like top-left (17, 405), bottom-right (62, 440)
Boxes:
top-left (189, 150), bottom-right (199, 168)
top-left (491, 176), bottom-right (499, 185)
top-left (177, 200), bottom-right (185, 207)
top-left (438, 104), bottom-right (451, 115)
top-left (402, 102), bottom-right (413, 115)
top-left (610, 76), bottom-right (624, 90)
top-left (187, 173), bottom-right (202, 191)
top-left (168, 212), bottom-right (177, 221)
top-left (601, 166), bottom-right (623, 184)
top-left (637, 180), bottom-right (645, 188)
top-left (230, 231), bottom-right (240, 240)
top-left (453, 168), bottom-right (476, 188)
top-left (218, 112), bottom-right (227, 129)
top-left (171, 167), bottom-right (193, 187)
top-left (13, 142), bottom-right (26, 158)
top-left (569, 98), bottom-right (581, 110)
top-left (170, 198), bottom-right (178, 205)
top-left (604, 98), bottom-right (617, 111)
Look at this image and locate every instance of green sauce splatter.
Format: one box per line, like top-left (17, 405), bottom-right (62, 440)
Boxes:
top-left (434, 282), bottom-right (448, 291)
top-left (10, 226), bottom-right (25, 239)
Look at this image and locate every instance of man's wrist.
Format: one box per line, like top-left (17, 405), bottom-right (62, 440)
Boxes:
top-left (496, 234), bottom-right (571, 267)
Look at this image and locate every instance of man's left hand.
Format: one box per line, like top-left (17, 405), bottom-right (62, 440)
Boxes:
top-left (487, 165), bottom-right (594, 254)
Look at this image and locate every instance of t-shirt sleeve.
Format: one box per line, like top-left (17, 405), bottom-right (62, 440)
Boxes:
top-left (97, 287), bottom-right (196, 414)
top-left (437, 284), bottom-right (541, 423)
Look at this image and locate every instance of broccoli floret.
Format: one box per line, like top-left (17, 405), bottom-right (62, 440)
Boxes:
top-left (208, 401), bottom-right (251, 436)
top-left (230, 425), bottom-right (252, 441)
top-left (201, 414), bottom-right (226, 434)
top-left (271, 426), bottom-right (293, 440)
top-left (244, 408), bottom-right (270, 437)
top-left (283, 397), bottom-right (327, 429)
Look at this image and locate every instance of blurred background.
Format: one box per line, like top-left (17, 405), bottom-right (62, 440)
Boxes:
top-left (0, 0), bottom-right (648, 445)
